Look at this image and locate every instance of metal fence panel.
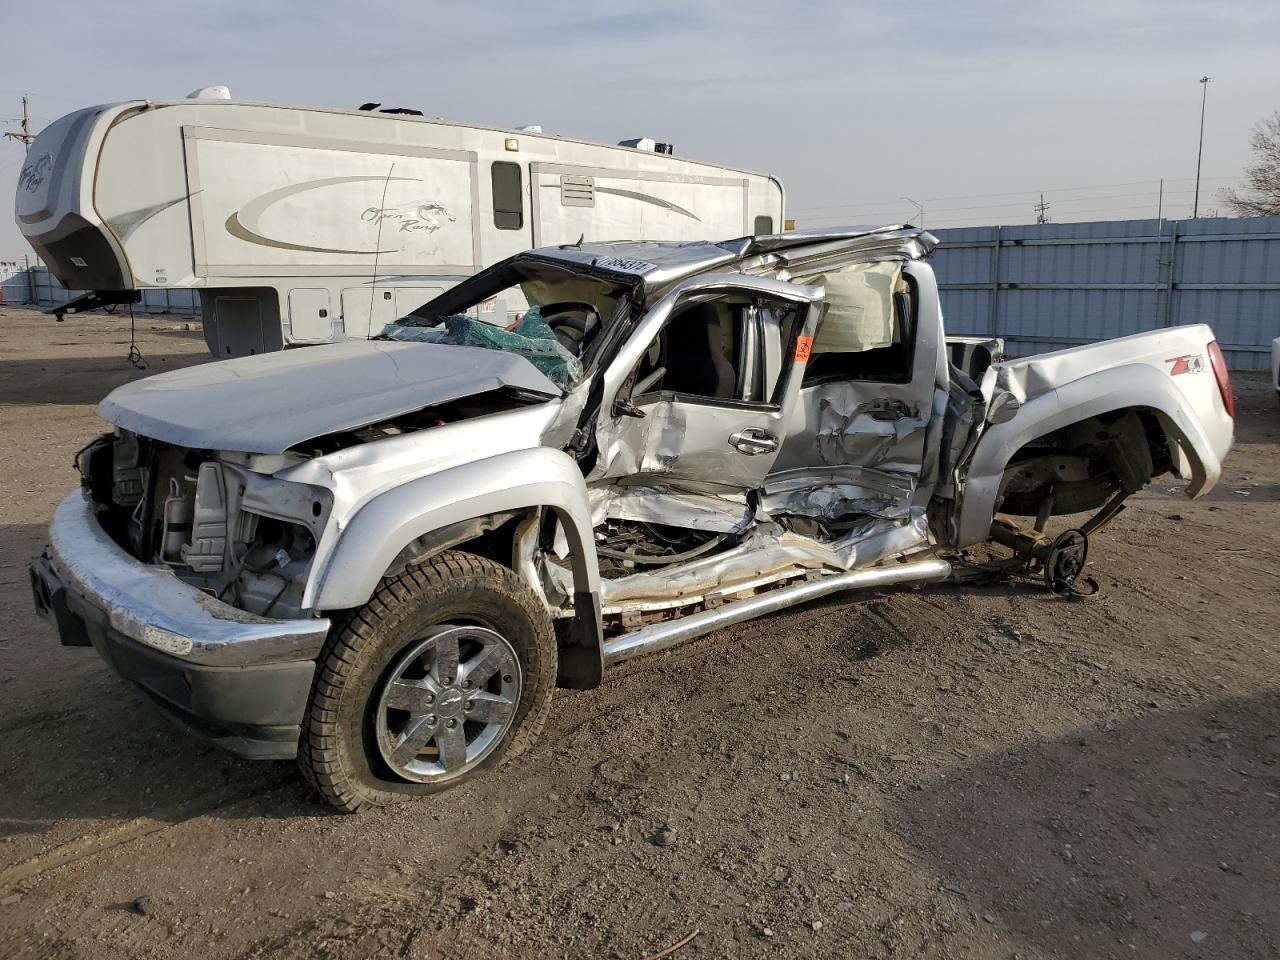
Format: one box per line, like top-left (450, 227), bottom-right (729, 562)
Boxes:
top-left (7, 214), bottom-right (1279, 369)
top-left (0, 263), bottom-right (201, 315)
top-left (0, 259), bottom-right (32, 304)
top-left (932, 215), bottom-right (1280, 370)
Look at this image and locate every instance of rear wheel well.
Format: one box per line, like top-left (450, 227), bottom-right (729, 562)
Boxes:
top-left (998, 408), bottom-right (1172, 517)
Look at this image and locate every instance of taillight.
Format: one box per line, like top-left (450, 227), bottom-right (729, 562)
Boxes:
top-left (1206, 340), bottom-right (1234, 418)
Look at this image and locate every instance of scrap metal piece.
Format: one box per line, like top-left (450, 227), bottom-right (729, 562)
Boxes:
top-left (599, 511), bottom-right (929, 609)
top-left (761, 465), bottom-right (914, 521)
top-left (600, 485), bottom-right (750, 533)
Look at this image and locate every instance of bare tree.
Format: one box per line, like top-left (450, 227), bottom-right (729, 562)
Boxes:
top-left (1220, 111), bottom-right (1280, 216)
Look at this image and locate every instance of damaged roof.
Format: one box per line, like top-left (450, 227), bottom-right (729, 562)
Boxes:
top-left (523, 224), bottom-right (938, 296)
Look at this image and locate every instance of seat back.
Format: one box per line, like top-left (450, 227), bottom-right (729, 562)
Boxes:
top-left (663, 304), bottom-right (736, 399)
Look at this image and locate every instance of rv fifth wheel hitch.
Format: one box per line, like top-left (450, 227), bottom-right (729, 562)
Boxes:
top-left (49, 289), bottom-right (141, 321)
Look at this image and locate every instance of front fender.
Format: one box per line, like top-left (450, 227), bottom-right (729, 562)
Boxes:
top-left (954, 363), bottom-right (1228, 548)
top-left (307, 447), bottom-right (600, 624)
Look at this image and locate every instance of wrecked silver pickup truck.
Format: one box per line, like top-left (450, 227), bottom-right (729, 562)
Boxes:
top-left (30, 226), bottom-right (1235, 812)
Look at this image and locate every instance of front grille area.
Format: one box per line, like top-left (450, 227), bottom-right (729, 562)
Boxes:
top-left (76, 429), bottom-right (318, 620)
top-left (79, 430), bottom-right (223, 568)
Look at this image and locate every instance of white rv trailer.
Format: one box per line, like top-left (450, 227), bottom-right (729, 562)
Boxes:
top-left (16, 90), bottom-right (784, 357)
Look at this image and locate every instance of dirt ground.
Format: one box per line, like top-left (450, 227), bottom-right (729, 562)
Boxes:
top-left (0, 304), bottom-right (1277, 960)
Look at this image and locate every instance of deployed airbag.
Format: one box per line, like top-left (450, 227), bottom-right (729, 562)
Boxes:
top-left (802, 261), bottom-right (900, 353)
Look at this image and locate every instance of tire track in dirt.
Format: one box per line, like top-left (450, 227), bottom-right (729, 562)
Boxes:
top-left (0, 775), bottom-right (293, 889)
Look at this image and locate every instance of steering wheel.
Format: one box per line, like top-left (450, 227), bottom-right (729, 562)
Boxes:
top-left (539, 301), bottom-right (600, 356)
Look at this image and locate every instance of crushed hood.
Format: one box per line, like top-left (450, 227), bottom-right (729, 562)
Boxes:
top-left (99, 339), bottom-right (560, 454)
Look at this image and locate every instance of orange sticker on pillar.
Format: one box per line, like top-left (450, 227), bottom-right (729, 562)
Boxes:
top-left (795, 335), bottom-right (813, 362)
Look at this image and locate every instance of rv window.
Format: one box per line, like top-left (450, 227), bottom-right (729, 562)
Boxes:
top-left (492, 162), bottom-right (524, 230)
top-left (753, 215), bottom-right (774, 235)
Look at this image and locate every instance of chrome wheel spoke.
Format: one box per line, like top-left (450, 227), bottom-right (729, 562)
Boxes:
top-left (390, 714), bottom-right (437, 765)
top-left (431, 632), bottom-right (461, 685)
top-left (465, 690), bottom-right (515, 724)
top-left (462, 641), bottom-right (511, 688)
top-left (384, 677), bottom-right (439, 713)
top-left (436, 721), bottom-right (469, 771)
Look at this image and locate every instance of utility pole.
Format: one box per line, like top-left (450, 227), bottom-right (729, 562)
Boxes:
top-left (1034, 193), bottom-right (1051, 224)
top-left (1192, 75), bottom-right (1210, 218)
top-left (3, 95), bottom-right (34, 152)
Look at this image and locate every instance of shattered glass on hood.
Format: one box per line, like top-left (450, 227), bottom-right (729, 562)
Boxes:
top-left (381, 306), bottom-right (583, 389)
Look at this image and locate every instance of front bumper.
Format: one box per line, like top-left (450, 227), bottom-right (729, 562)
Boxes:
top-left (29, 492), bottom-right (332, 759)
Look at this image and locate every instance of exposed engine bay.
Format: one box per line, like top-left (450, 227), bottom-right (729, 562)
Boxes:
top-left (73, 382), bottom-right (558, 620)
top-left (75, 430), bottom-right (329, 620)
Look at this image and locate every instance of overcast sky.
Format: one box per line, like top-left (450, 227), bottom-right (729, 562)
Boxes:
top-left (3, 0), bottom-right (1278, 257)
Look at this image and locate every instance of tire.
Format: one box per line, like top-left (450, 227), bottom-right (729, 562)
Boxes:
top-left (298, 550), bottom-right (556, 813)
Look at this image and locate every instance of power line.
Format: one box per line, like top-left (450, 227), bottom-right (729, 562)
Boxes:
top-left (791, 179), bottom-right (1161, 212)
top-left (787, 174), bottom-right (1244, 215)
top-left (920, 200), bottom-right (1225, 228)
top-left (0, 88), bottom-right (85, 104)
top-left (802, 193), bottom-right (1235, 230)
top-left (797, 181), bottom-right (1242, 224)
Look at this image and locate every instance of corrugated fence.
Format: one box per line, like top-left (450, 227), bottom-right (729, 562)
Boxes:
top-left (0, 261), bottom-right (199, 315)
top-left (930, 216), bottom-right (1280, 370)
top-left (6, 214), bottom-right (1279, 367)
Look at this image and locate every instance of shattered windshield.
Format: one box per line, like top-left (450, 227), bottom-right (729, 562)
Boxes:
top-left (379, 261), bottom-right (628, 390)
top-left (382, 308), bottom-right (581, 389)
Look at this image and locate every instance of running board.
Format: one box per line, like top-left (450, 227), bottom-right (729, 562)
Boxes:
top-left (600, 557), bottom-right (953, 667)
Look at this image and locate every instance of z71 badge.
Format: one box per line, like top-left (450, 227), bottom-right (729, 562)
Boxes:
top-left (1166, 353), bottom-right (1205, 375)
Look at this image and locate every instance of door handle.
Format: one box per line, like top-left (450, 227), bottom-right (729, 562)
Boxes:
top-left (728, 428), bottom-right (778, 455)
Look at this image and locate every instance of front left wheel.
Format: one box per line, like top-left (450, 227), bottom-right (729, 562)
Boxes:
top-left (298, 551), bottom-right (557, 813)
